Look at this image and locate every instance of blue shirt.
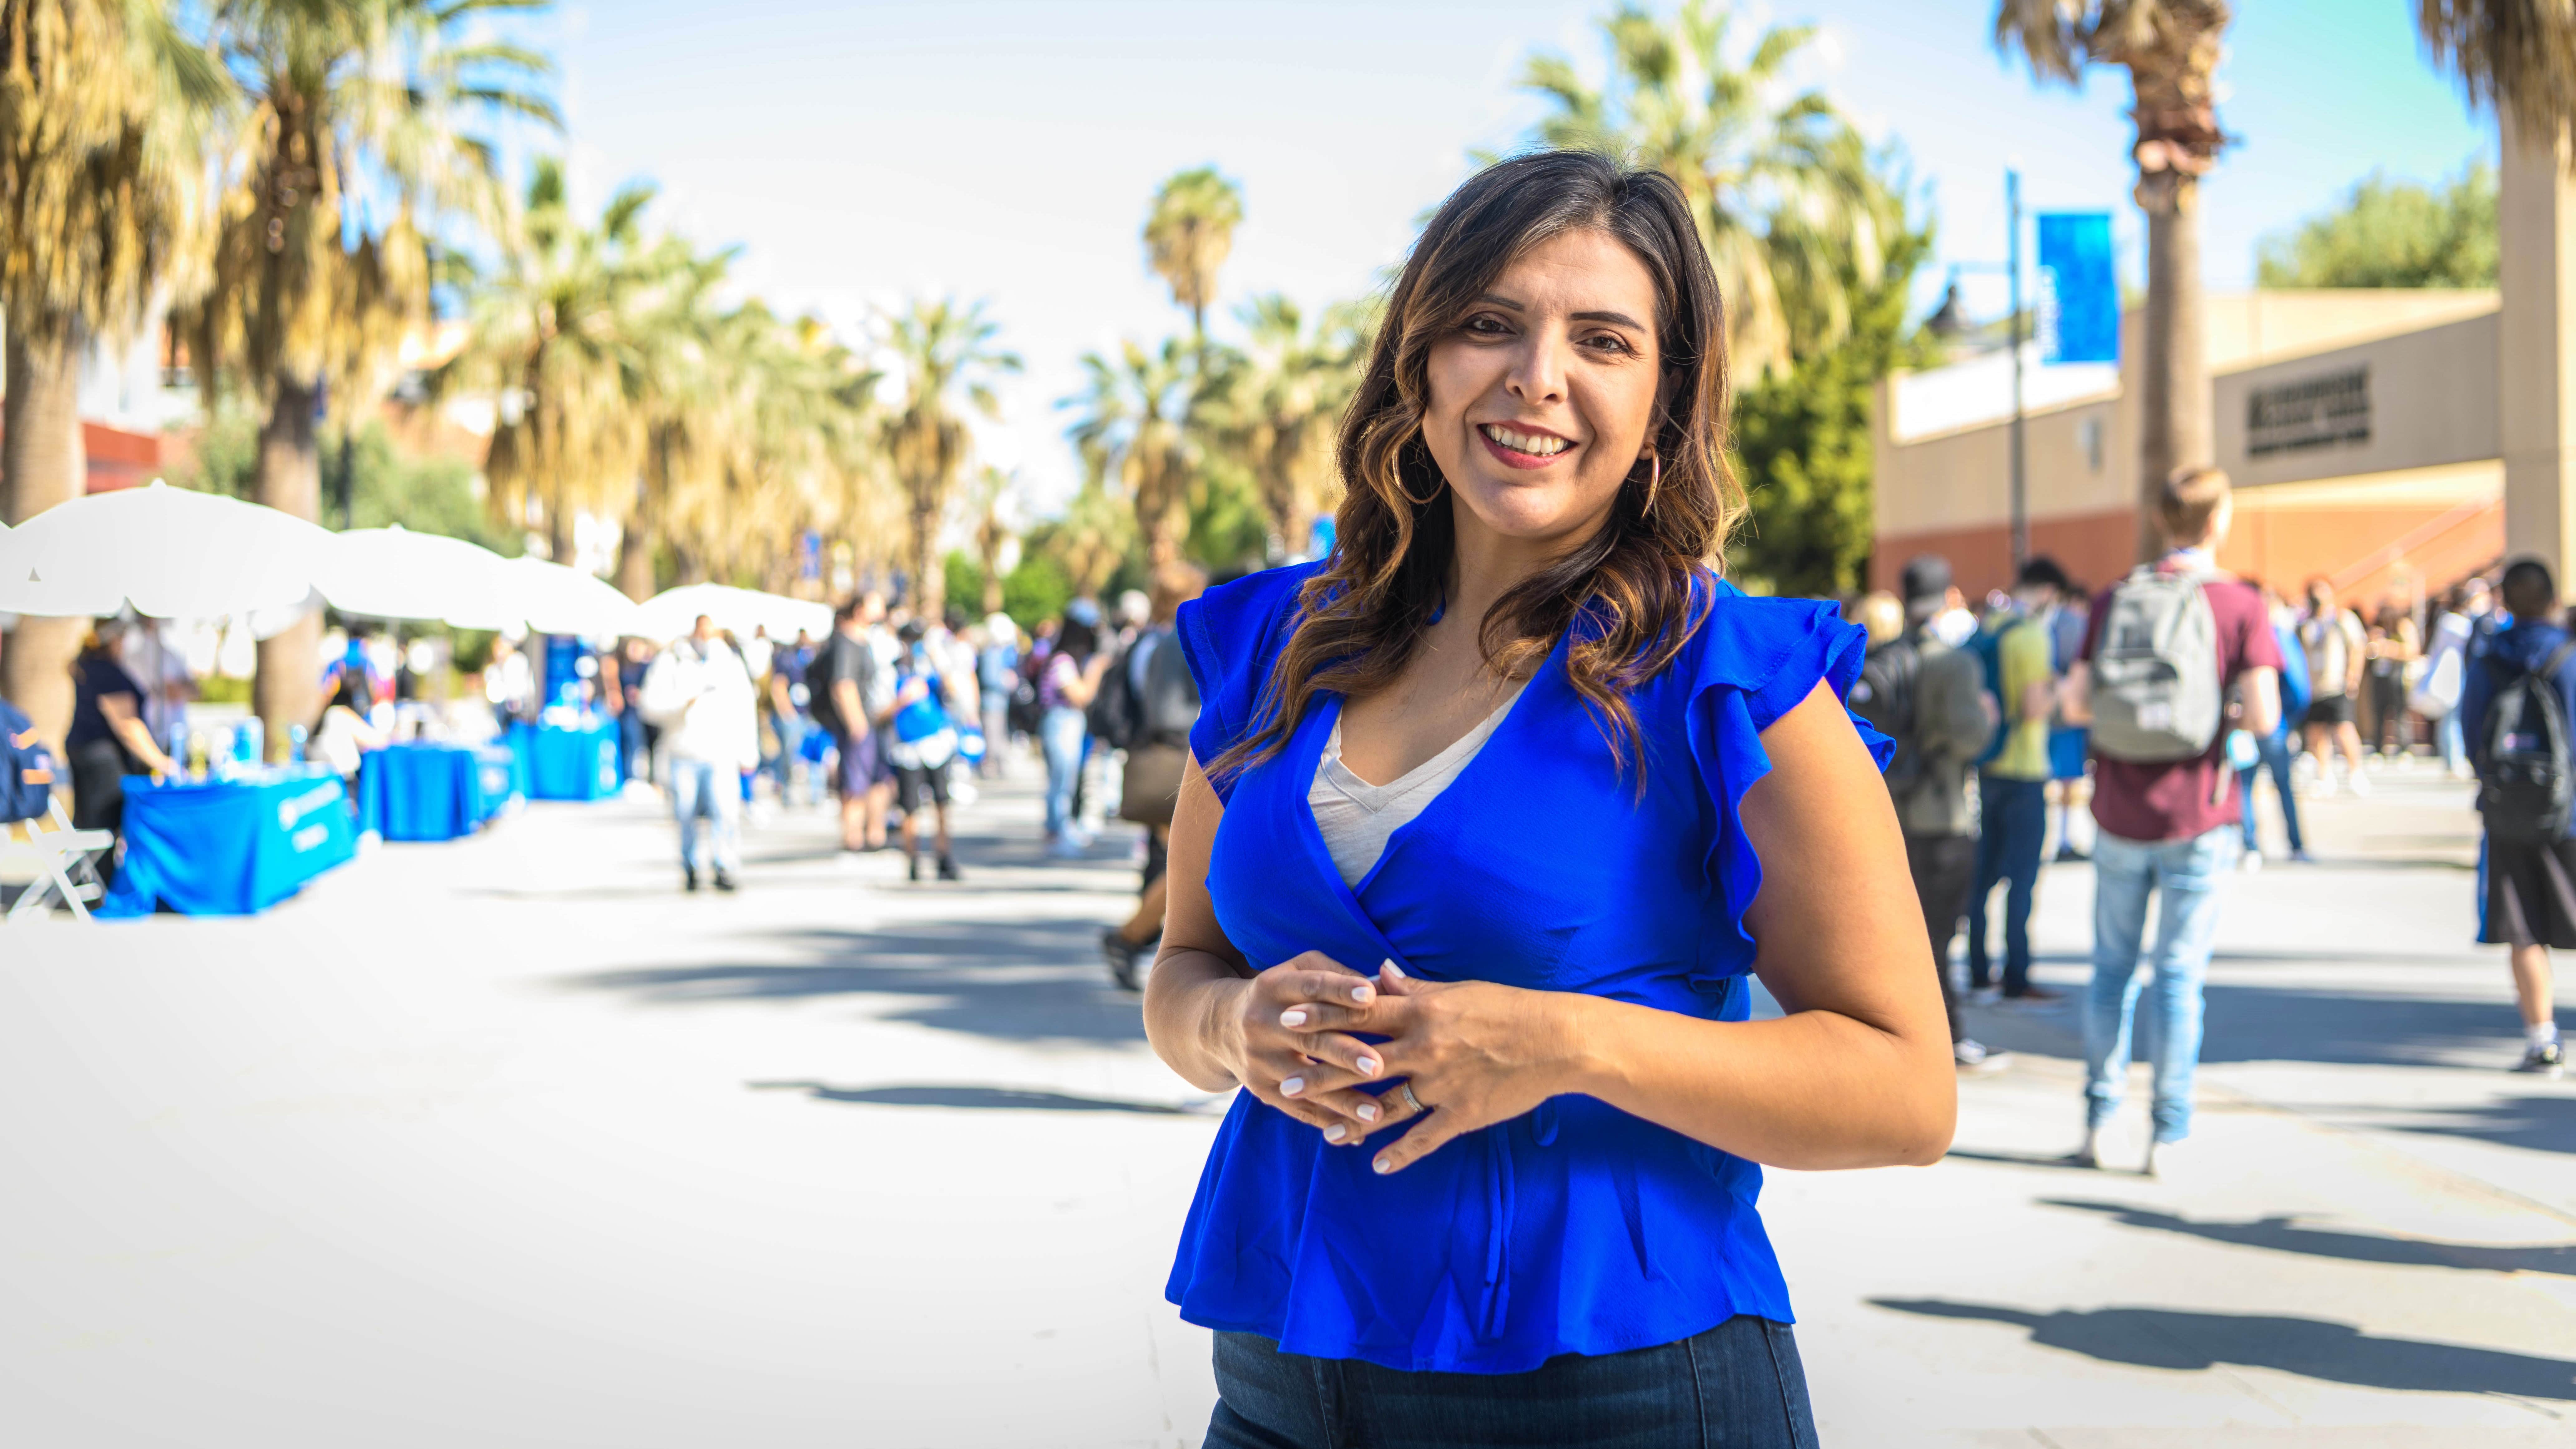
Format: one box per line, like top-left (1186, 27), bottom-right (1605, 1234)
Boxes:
top-left (2461, 617), bottom-right (2576, 840)
top-left (1167, 562), bottom-right (1888, 1373)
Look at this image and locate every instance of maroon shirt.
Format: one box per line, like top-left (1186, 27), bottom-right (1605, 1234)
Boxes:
top-left (2081, 562), bottom-right (2283, 844)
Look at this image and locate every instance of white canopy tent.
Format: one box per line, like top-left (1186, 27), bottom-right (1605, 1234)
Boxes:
top-left (311, 524), bottom-right (520, 631)
top-left (632, 583), bottom-right (830, 644)
top-left (507, 556), bottom-right (643, 638)
top-left (0, 481), bottom-right (335, 620)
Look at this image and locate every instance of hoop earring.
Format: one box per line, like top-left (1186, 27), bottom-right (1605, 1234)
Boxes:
top-left (1639, 453), bottom-right (1662, 519)
top-left (1397, 471), bottom-right (1445, 508)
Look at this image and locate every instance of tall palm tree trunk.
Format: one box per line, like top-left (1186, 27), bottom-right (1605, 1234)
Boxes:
top-left (2135, 182), bottom-right (2209, 560)
top-left (253, 376), bottom-right (322, 759)
top-left (908, 497), bottom-right (943, 620)
top-left (2501, 114), bottom-right (2576, 573)
top-left (1, 326), bottom-right (89, 752)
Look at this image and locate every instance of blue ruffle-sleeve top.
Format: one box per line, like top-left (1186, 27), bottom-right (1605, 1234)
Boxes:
top-left (1166, 560), bottom-right (1891, 1375)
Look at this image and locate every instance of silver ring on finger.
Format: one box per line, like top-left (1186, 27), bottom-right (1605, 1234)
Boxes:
top-left (1398, 1082), bottom-right (1425, 1115)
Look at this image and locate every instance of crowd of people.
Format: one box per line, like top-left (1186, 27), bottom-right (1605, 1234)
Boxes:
top-left (1855, 463), bottom-right (2561, 1178)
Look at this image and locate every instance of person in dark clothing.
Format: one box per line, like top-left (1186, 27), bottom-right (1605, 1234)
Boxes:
top-left (66, 621), bottom-right (182, 835)
top-left (1860, 557), bottom-right (2003, 1073)
top-left (2459, 557), bottom-right (2576, 1076)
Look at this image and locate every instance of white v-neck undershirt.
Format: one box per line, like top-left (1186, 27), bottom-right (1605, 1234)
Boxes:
top-left (1309, 679), bottom-right (1531, 888)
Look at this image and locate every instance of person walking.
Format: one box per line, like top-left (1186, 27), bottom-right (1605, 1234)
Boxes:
top-left (2238, 583), bottom-right (2312, 867)
top-left (2459, 558), bottom-right (2576, 1076)
top-left (1099, 566), bottom-right (1207, 991)
top-left (2365, 599), bottom-right (2423, 762)
top-left (976, 612), bottom-right (1020, 778)
top-left (810, 593), bottom-right (892, 852)
top-left (2299, 577), bottom-right (2369, 797)
top-left (764, 629), bottom-right (815, 806)
top-left (2062, 466), bottom-right (2282, 1175)
top-left (1039, 598), bottom-right (1111, 858)
top-left (639, 614), bottom-right (757, 893)
top-left (1847, 564), bottom-right (2006, 1071)
top-left (1967, 556), bottom-right (2072, 1004)
top-left (2417, 577), bottom-right (2492, 778)
top-left (885, 620), bottom-right (965, 883)
top-left (1141, 152), bottom-right (1952, 1443)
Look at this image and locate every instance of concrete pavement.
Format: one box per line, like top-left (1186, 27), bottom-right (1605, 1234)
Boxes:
top-left (3, 759), bottom-right (2573, 1446)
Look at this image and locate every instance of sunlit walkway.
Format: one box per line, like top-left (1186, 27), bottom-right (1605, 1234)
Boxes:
top-left (4, 763), bottom-right (2571, 1446)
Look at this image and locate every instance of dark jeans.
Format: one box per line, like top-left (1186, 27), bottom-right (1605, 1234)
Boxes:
top-left (2237, 728), bottom-right (2304, 855)
top-left (1205, 1317), bottom-right (1817, 1449)
top-left (1904, 832), bottom-right (1972, 1044)
top-left (1967, 775), bottom-right (2048, 993)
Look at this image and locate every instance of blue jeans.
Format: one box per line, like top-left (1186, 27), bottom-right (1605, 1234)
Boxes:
top-left (616, 709), bottom-right (648, 786)
top-left (2084, 826), bottom-right (2233, 1142)
top-left (1205, 1318), bottom-right (1817, 1449)
top-left (668, 758), bottom-right (741, 875)
top-left (1040, 706), bottom-right (1086, 839)
top-left (2236, 729), bottom-right (2304, 855)
top-left (1967, 774), bottom-right (2048, 992)
top-left (2440, 709), bottom-right (2466, 774)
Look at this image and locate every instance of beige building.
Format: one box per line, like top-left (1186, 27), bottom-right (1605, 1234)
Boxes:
top-left (1872, 289), bottom-right (2504, 608)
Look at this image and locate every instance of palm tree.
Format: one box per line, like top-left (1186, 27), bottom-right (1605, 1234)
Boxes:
top-left (969, 466), bottom-right (1015, 615)
top-left (1224, 294), bottom-right (1370, 559)
top-left (1524, 1), bottom-right (1887, 379)
top-left (0, 0), bottom-right (227, 747)
top-left (880, 296), bottom-right (1018, 621)
top-left (182, 0), bottom-right (555, 751)
top-left (1143, 166), bottom-right (1242, 366)
top-left (1995, 0), bottom-right (2231, 562)
top-left (2417, 4), bottom-right (2576, 570)
top-left (443, 157), bottom-right (657, 568)
top-left (1069, 336), bottom-right (1197, 585)
top-left (612, 234), bottom-right (731, 600)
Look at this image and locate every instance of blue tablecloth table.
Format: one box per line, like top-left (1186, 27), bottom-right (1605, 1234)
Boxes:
top-left (98, 769), bottom-right (358, 918)
top-left (357, 743), bottom-right (490, 842)
top-left (509, 720), bottom-right (621, 801)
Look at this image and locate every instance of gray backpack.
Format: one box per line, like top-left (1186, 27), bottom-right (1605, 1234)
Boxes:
top-left (2090, 565), bottom-right (2223, 762)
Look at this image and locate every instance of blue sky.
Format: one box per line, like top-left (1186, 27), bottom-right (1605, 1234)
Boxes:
top-left (528, 0), bottom-right (2494, 511)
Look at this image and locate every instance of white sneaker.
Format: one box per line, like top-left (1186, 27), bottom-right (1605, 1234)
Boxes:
top-left (2143, 1134), bottom-right (2184, 1177)
top-left (2075, 1124), bottom-right (2109, 1169)
top-left (2237, 850), bottom-right (2263, 874)
top-left (1954, 1039), bottom-right (2010, 1074)
top-left (2345, 770), bottom-right (2372, 797)
top-left (1968, 985), bottom-right (2003, 1007)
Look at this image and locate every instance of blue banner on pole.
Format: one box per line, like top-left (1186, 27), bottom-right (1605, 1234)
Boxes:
top-left (2036, 212), bottom-right (2119, 365)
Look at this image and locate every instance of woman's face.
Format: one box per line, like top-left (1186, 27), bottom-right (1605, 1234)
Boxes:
top-left (1420, 227), bottom-right (1666, 555)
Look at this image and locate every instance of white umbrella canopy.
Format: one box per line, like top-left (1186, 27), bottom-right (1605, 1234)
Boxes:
top-left (0, 481), bottom-right (336, 619)
top-left (312, 524), bottom-right (518, 631)
top-left (634, 583), bottom-right (831, 643)
top-left (506, 555), bottom-right (642, 638)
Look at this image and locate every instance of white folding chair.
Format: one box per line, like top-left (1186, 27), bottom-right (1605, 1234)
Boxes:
top-left (2, 792), bottom-right (109, 922)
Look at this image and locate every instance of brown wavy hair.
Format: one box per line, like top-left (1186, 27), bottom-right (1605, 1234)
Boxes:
top-left (1209, 149), bottom-right (1742, 783)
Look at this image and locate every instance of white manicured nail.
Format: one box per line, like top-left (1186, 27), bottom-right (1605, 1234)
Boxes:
top-left (1325, 1123), bottom-right (1347, 1142)
top-left (1373, 1157), bottom-right (1393, 1174)
top-left (1355, 1057), bottom-right (1380, 1078)
top-left (1350, 985), bottom-right (1372, 1003)
top-left (1281, 1076), bottom-right (1305, 1096)
top-left (1381, 959), bottom-right (1406, 978)
top-left (1281, 1009), bottom-right (1307, 1027)
top-left (1356, 1102), bottom-right (1379, 1123)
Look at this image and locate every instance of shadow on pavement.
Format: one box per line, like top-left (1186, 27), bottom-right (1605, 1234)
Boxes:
top-left (1965, 983), bottom-right (2538, 1071)
top-left (1870, 1298), bottom-right (2576, 1398)
top-left (557, 917), bottom-right (1144, 1044)
top-left (2041, 1198), bottom-right (2576, 1275)
top-left (2391, 1095), bottom-right (2576, 1156)
top-left (748, 1079), bottom-right (1205, 1115)
top-left (1944, 1147), bottom-right (2123, 1173)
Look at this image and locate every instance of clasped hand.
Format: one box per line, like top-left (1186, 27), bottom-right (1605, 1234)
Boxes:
top-left (1223, 951), bottom-right (1580, 1175)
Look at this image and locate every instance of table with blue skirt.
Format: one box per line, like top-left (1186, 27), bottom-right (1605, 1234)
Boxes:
top-left (357, 742), bottom-right (515, 842)
top-left (98, 768), bottom-right (358, 918)
top-left (508, 720), bottom-right (623, 801)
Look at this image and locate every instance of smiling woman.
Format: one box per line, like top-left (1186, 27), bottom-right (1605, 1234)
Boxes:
top-left (1140, 150), bottom-right (1954, 1447)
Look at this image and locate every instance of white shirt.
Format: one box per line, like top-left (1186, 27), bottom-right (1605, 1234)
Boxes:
top-left (639, 636), bottom-right (760, 769)
top-left (1307, 681), bottom-right (1528, 888)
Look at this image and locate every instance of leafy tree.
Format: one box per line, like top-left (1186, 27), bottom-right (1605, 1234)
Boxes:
top-left (1143, 165), bottom-right (1241, 364)
top-left (1523, 1), bottom-right (1887, 379)
top-left (1995, 0), bottom-right (2231, 563)
top-left (1212, 293), bottom-right (1371, 558)
top-left (2257, 163), bottom-right (2496, 288)
top-left (1732, 187), bottom-right (1938, 598)
top-left (0, 0), bottom-right (227, 746)
top-left (881, 295), bottom-right (1019, 620)
top-left (1068, 336), bottom-right (1198, 585)
top-left (183, 0), bottom-right (556, 748)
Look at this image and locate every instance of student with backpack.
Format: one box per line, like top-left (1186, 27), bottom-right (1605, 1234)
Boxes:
top-left (2458, 557), bottom-right (2576, 1076)
top-left (1845, 557), bottom-right (2005, 1071)
top-left (1964, 555), bottom-right (2073, 1004)
top-left (2061, 467), bottom-right (2282, 1174)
